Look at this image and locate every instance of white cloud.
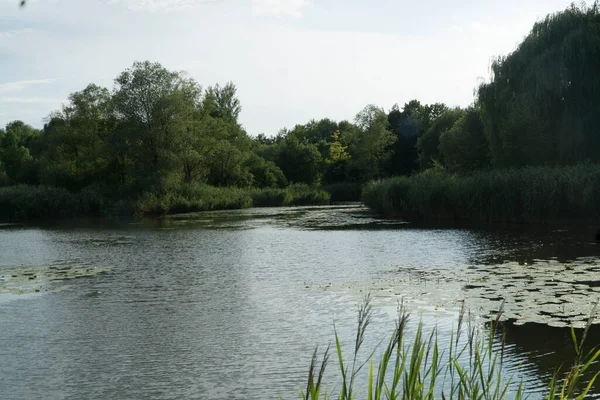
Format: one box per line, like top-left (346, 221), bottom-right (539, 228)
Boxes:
top-left (0, 28), bottom-right (33, 38)
top-left (0, 79), bottom-right (57, 94)
top-left (252, 0), bottom-right (310, 17)
top-left (106, 0), bottom-right (198, 12)
top-left (0, 96), bottom-right (60, 104)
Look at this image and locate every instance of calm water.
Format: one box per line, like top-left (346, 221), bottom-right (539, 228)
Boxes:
top-left (1, 204), bottom-right (600, 399)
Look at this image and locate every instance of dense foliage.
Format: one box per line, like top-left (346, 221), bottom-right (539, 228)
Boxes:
top-left (364, 3), bottom-right (600, 221)
top-left (0, 61), bottom-right (446, 218)
top-left (2, 3), bottom-right (600, 220)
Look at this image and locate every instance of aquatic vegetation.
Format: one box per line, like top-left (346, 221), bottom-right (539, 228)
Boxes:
top-left (137, 184), bottom-right (330, 215)
top-left (309, 258), bottom-right (600, 329)
top-left (362, 164), bottom-right (600, 222)
top-left (298, 295), bottom-right (600, 399)
top-left (0, 181), bottom-right (335, 221)
top-left (0, 264), bottom-right (112, 295)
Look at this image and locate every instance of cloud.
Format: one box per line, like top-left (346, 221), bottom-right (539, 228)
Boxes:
top-left (0, 96), bottom-right (61, 104)
top-left (0, 28), bottom-right (33, 38)
top-left (0, 79), bottom-right (57, 94)
top-left (106, 0), bottom-right (203, 12)
top-left (252, 0), bottom-right (310, 17)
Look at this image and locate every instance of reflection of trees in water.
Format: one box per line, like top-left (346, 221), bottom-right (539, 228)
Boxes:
top-left (400, 220), bottom-right (600, 265)
top-left (462, 224), bottom-right (600, 266)
top-left (494, 321), bottom-right (600, 395)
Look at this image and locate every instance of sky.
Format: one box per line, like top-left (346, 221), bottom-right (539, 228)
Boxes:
top-left (0, 0), bottom-right (575, 136)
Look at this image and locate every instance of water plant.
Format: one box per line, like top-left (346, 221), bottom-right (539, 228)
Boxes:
top-left (297, 295), bottom-right (600, 399)
top-left (362, 164), bottom-right (600, 223)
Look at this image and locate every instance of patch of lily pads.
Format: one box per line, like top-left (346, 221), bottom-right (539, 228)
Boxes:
top-left (309, 259), bottom-right (600, 329)
top-left (0, 263), bottom-right (111, 296)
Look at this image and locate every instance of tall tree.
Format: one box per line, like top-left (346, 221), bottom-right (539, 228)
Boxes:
top-left (347, 105), bottom-right (396, 181)
top-left (439, 107), bottom-right (490, 172)
top-left (112, 61), bottom-right (202, 192)
top-left (477, 3), bottom-right (600, 166)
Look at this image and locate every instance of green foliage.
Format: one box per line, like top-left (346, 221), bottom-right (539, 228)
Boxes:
top-left (246, 153), bottom-right (288, 188)
top-left (363, 164), bottom-right (600, 222)
top-left (11, 5), bottom-right (600, 221)
top-left (438, 107), bottom-right (491, 172)
top-left (135, 184), bottom-right (254, 215)
top-left (347, 105), bottom-right (396, 181)
top-left (298, 296), bottom-right (600, 400)
top-left (322, 182), bottom-right (363, 202)
top-left (135, 183), bottom-right (330, 215)
top-left (202, 82), bottom-right (241, 123)
top-left (285, 183), bottom-right (330, 206)
top-left (417, 108), bottom-right (464, 169)
top-left (300, 296), bottom-right (526, 400)
top-left (324, 130), bottom-right (351, 184)
top-left (250, 188), bottom-right (292, 207)
top-left (477, 3), bottom-right (600, 167)
top-left (0, 185), bottom-right (108, 220)
top-left (278, 136), bottom-right (323, 185)
top-left (0, 133), bottom-right (31, 183)
top-left (386, 101), bottom-right (448, 176)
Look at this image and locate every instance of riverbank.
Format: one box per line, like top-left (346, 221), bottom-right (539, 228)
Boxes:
top-left (0, 182), bottom-right (363, 221)
top-left (362, 164), bottom-right (600, 223)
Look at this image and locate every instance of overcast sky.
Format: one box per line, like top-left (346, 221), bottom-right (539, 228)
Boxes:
top-left (0, 0), bottom-right (574, 136)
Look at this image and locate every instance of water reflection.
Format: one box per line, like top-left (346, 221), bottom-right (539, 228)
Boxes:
top-left (497, 321), bottom-right (600, 398)
top-left (1, 205), bottom-right (600, 398)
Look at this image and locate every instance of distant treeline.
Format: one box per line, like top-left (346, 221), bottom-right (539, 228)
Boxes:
top-left (1, 3), bottom-right (599, 220)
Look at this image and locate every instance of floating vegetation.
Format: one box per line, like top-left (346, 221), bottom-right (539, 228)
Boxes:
top-left (64, 236), bottom-right (136, 246)
top-left (309, 259), bottom-right (600, 328)
top-left (0, 264), bottom-right (112, 296)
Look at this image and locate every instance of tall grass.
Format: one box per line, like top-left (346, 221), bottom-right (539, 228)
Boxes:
top-left (299, 296), bottom-right (600, 400)
top-left (0, 182), bottom-right (333, 220)
top-left (135, 184), bottom-right (254, 215)
top-left (362, 164), bottom-right (600, 223)
top-left (137, 183), bottom-right (331, 215)
top-left (0, 184), bottom-right (109, 220)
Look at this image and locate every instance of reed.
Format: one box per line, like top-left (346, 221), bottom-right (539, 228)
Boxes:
top-left (362, 164), bottom-right (600, 223)
top-left (298, 296), bottom-right (600, 399)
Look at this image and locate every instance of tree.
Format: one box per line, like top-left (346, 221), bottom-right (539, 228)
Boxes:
top-left (347, 105), bottom-right (395, 181)
top-left (417, 108), bottom-right (464, 169)
top-left (0, 130), bottom-right (32, 183)
top-left (245, 153), bottom-right (288, 188)
top-left (439, 107), bottom-right (490, 172)
top-left (477, 3), bottom-right (600, 167)
top-left (385, 101), bottom-right (447, 176)
top-left (39, 84), bottom-right (113, 190)
top-left (112, 61), bottom-right (202, 192)
top-left (203, 82), bottom-right (241, 124)
top-left (323, 130), bottom-right (351, 183)
top-left (277, 136), bottom-right (322, 184)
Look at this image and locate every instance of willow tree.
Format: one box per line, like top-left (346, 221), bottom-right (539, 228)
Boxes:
top-left (477, 2), bottom-right (600, 167)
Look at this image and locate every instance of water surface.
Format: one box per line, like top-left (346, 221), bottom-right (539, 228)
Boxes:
top-left (1, 205), bottom-right (600, 399)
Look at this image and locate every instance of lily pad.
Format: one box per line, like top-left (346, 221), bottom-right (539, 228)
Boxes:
top-left (0, 264), bottom-right (111, 296)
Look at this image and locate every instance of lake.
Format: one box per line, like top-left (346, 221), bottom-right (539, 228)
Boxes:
top-left (1, 204), bottom-right (600, 399)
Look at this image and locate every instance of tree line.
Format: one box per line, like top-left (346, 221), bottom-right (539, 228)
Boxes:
top-left (1, 3), bottom-right (599, 207)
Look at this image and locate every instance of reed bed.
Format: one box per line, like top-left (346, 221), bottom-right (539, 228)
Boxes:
top-left (362, 164), bottom-right (600, 223)
top-left (298, 295), bottom-right (600, 400)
